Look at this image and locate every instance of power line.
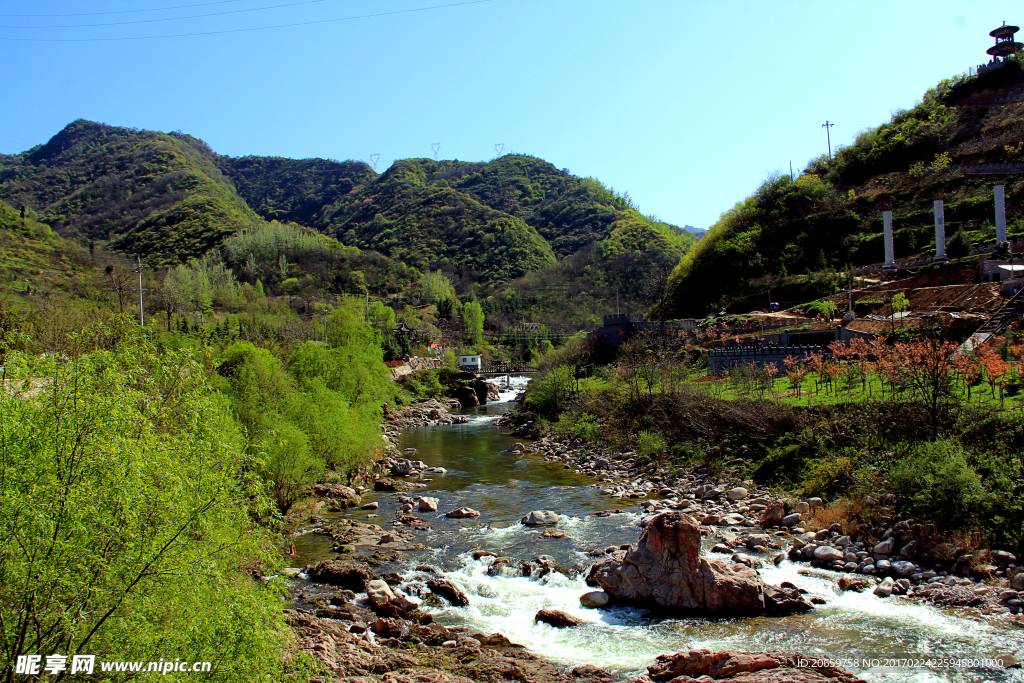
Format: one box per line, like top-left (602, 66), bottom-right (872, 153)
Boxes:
top-left (0, 0), bottom-right (495, 42)
top-left (0, 0), bottom-right (333, 29)
top-left (0, 0), bottom-right (249, 18)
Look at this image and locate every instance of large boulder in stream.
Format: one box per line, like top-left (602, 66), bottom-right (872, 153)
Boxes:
top-left (454, 386), bottom-right (480, 407)
top-left (471, 378), bottom-right (490, 405)
top-left (534, 609), bottom-right (583, 628)
top-left (586, 511), bottom-right (813, 616)
top-left (306, 560), bottom-right (375, 591)
top-left (521, 510), bottom-right (560, 526)
top-left (426, 578), bottom-right (470, 606)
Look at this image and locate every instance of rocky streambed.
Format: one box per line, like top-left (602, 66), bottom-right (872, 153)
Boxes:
top-left (283, 387), bottom-right (1024, 682)
top-left (525, 433), bottom-right (1024, 622)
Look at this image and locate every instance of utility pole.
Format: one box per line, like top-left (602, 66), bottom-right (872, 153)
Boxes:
top-left (789, 161), bottom-right (794, 181)
top-left (822, 121), bottom-right (835, 161)
top-left (321, 308), bottom-right (329, 346)
top-left (136, 254), bottom-right (144, 326)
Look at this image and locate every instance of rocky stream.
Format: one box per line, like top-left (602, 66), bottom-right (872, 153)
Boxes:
top-left (282, 378), bottom-right (1024, 683)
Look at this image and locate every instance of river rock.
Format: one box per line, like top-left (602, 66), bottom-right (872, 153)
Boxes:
top-left (993, 549), bottom-right (1018, 564)
top-left (580, 591), bottom-right (610, 608)
top-left (586, 511), bottom-right (812, 616)
top-left (760, 501), bottom-right (785, 527)
top-left (813, 546), bottom-right (845, 562)
top-left (1011, 573), bottom-right (1024, 591)
top-left (890, 560), bottom-right (917, 576)
top-left (521, 510), bottom-right (560, 526)
top-left (795, 501), bottom-right (810, 514)
top-left (838, 576), bottom-right (872, 592)
top-left (873, 538), bottom-right (895, 555)
top-left (391, 459), bottom-right (416, 476)
top-left (646, 648), bottom-right (867, 682)
top-left (874, 577), bottom-right (894, 597)
top-left (306, 560), bottom-right (374, 591)
top-left (426, 578), bottom-right (470, 606)
top-left (726, 487), bottom-right (748, 500)
top-left (310, 483), bottom-right (361, 508)
top-left (781, 513), bottom-right (802, 527)
top-left (365, 579), bottom-right (417, 617)
top-left (446, 507), bottom-right (481, 518)
top-left (418, 497), bottom-right (439, 512)
top-left (361, 501), bottom-right (379, 510)
top-left (534, 609), bottom-right (583, 628)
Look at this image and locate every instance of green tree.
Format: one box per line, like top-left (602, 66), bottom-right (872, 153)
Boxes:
top-left (891, 292), bottom-right (909, 331)
top-left (0, 333), bottom-right (289, 680)
top-left (462, 301), bottom-right (484, 345)
top-left (419, 269), bottom-right (456, 304)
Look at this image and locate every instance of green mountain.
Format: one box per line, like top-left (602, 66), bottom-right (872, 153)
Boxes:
top-left (654, 60), bottom-right (1024, 319)
top-left (0, 120), bottom-right (262, 263)
top-left (0, 121), bottom-right (693, 297)
top-left (220, 153), bottom-right (692, 283)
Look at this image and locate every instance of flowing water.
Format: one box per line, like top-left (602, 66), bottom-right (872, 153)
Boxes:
top-left (293, 378), bottom-right (1024, 682)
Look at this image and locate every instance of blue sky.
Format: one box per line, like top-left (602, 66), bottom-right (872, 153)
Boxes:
top-left (0, 0), bottom-right (1019, 230)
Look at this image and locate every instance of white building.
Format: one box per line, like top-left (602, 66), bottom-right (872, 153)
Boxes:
top-left (458, 354), bottom-right (482, 371)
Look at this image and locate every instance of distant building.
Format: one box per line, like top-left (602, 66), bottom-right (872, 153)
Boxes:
top-left (393, 321), bottom-right (416, 339)
top-left (458, 354), bottom-right (482, 371)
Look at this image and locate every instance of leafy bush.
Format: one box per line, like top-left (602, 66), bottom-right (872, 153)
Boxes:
top-left (522, 365), bottom-right (578, 419)
top-left (801, 450), bottom-right (875, 500)
top-left (0, 336), bottom-right (290, 680)
top-left (888, 440), bottom-right (989, 527)
top-left (555, 411), bottom-right (602, 442)
top-left (636, 429), bottom-right (667, 463)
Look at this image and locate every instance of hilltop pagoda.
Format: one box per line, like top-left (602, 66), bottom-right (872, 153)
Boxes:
top-left (988, 22), bottom-right (1022, 61)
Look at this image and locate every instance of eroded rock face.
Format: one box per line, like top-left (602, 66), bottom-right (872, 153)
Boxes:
top-left (646, 648), bottom-right (867, 682)
top-left (586, 511), bottom-right (812, 616)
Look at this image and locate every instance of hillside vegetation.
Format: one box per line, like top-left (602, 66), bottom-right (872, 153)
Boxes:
top-left (0, 123), bottom-right (694, 309)
top-left (655, 60), bottom-right (1024, 318)
top-left (0, 120), bottom-right (262, 262)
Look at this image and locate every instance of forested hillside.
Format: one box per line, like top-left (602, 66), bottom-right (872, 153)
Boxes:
top-left (0, 120), bottom-right (261, 262)
top-left (0, 122), bottom-right (695, 320)
top-left (655, 60), bottom-right (1024, 318)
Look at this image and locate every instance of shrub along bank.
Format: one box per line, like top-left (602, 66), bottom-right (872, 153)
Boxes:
top-left (0, 324), bottom-right (304, 681)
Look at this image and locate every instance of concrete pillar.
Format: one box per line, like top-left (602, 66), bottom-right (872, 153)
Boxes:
top-left (934, 200), bottom-right (946, 262)
top-left (995, 185), bottom-right (1007, 244)
top-left (883, 211), bottom-right (895, 269)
